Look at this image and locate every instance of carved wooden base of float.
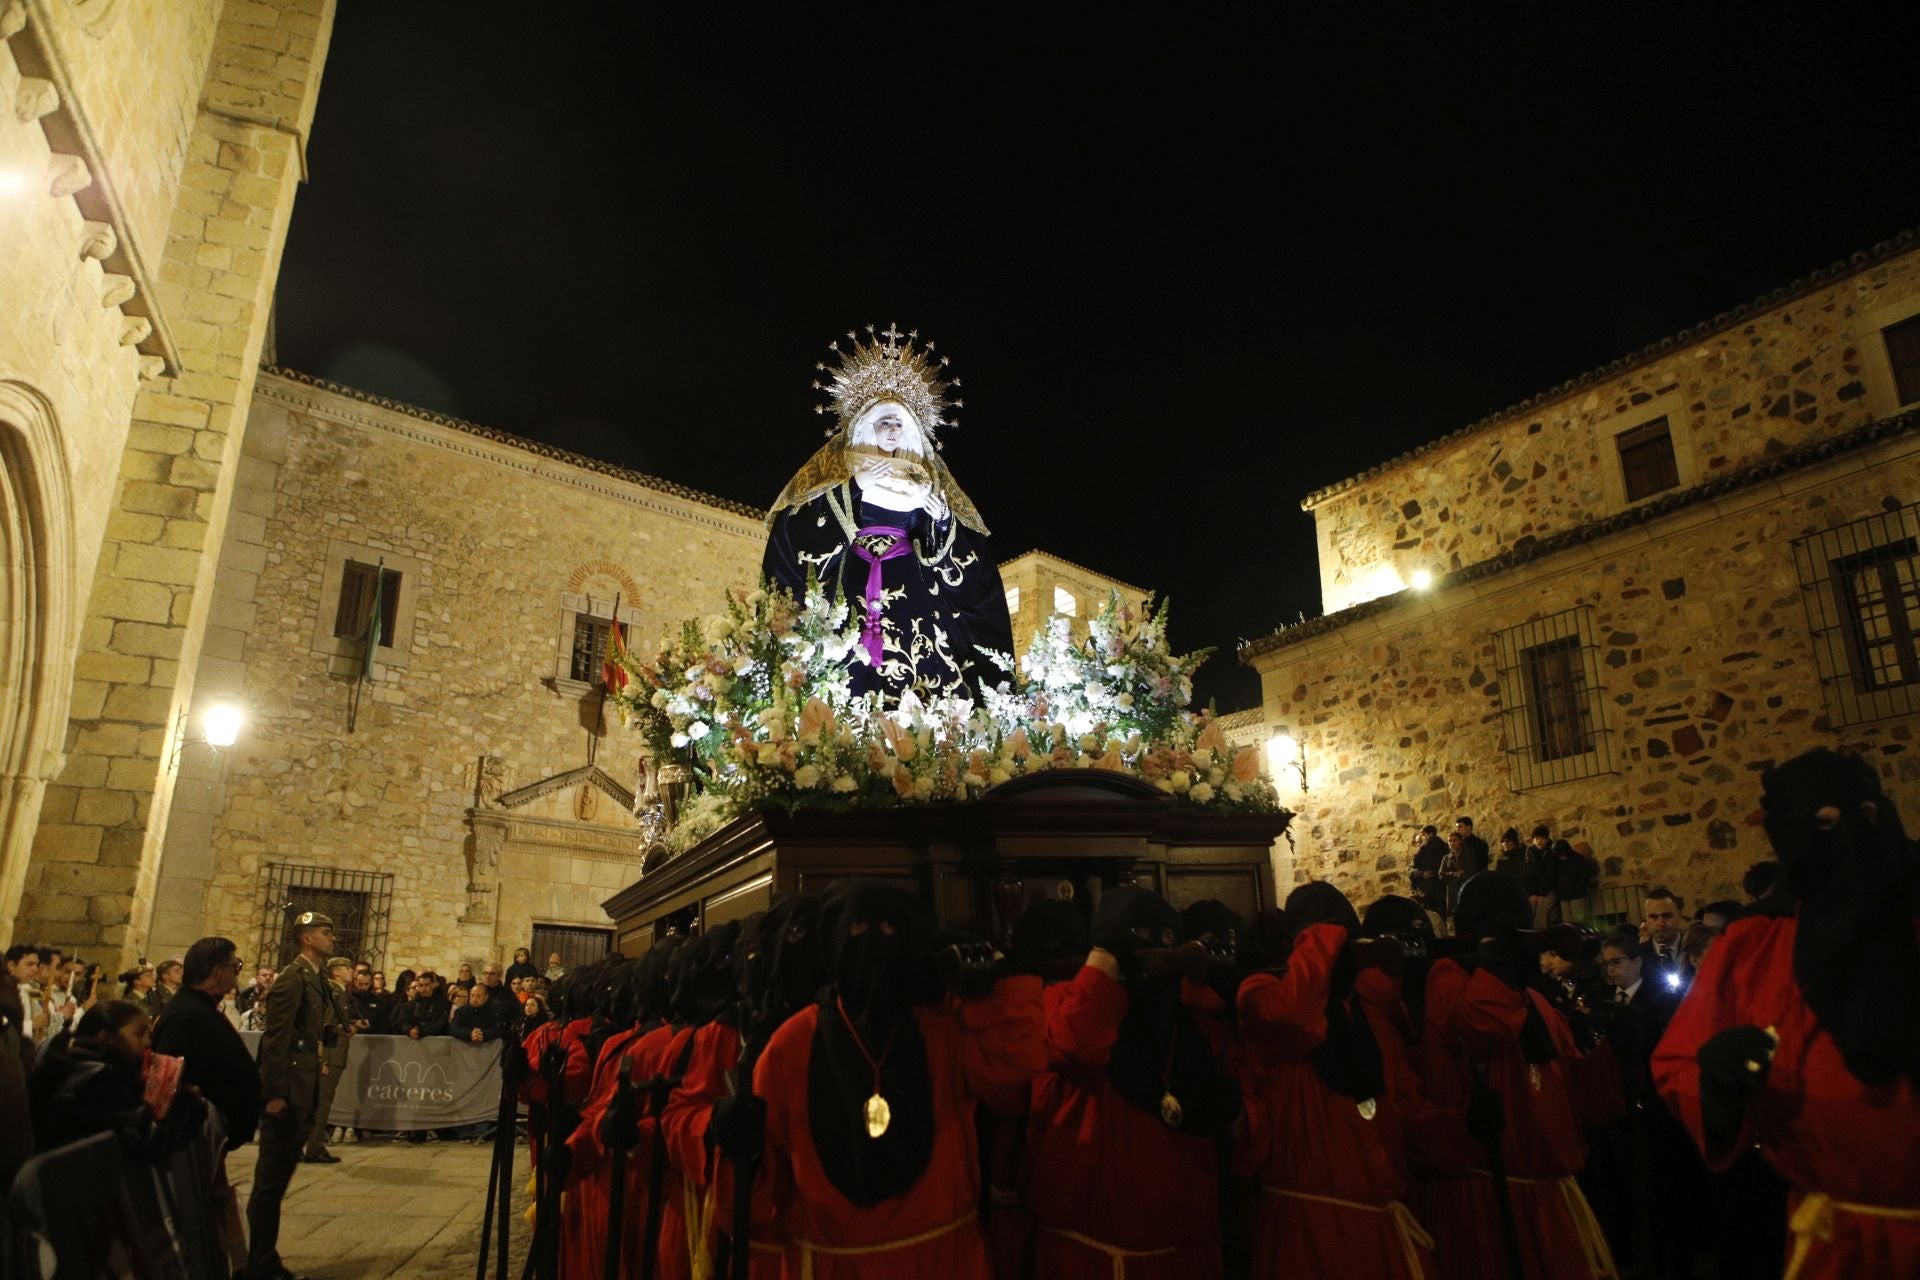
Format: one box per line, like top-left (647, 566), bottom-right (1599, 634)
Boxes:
top-left (603, 770), bottom-right (1291, 953)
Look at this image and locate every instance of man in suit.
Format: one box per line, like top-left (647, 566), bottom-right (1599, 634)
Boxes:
top-left (243, 910), bottom-right (333, 1280)
top-left (1640, 887), bottom-right (1688, 986)
top-left (151, 935), bottom-right (261, 1150)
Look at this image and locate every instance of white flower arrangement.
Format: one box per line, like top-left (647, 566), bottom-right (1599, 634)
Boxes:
top-left (608, 576), bottom-right (1281, 850)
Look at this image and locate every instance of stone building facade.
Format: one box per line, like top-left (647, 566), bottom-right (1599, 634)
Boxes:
top-left (999, 549), bottom-right (1148, 672)
top-left (139, 370), bottom-right (770, 970)
top-left (1242, 232), bottom-right (1920, 911)
top-left (3, 0), bottom-right (337, 963)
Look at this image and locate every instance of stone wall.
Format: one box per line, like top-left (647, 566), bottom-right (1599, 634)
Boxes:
top-left (1307, 242), bottom-right (1920, 613)
top-left (1248, 426), bottom-right (1920, 910)
top-left (147, 372), bottom-right (767, 970)
top-left (13, 0), bottom-right (337, 962)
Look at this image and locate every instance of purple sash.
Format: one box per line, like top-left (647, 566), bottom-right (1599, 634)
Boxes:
top-left (852, 525), bottom-right (910, 668)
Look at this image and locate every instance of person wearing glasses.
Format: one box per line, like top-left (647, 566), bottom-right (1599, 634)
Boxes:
top-left (151, 935), bottom-right (264, 1151)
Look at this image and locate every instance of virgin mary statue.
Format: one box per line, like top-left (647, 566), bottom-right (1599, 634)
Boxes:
top-left (763, 324), bottom-right (1013, 702)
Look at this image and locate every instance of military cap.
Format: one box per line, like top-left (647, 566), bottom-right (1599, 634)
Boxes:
top-left (292, 910), bottom-right (335, 930)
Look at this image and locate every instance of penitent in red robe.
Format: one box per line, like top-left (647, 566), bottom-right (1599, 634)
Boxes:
top-left (661, 1020), bottom-right (784, 1280)
top-left (1234, 924), bottom-right (1442, 1280)
top-left (1416, 959), bottom-right (1617, 1280)
top-left (1652, 916), bottom-right (1920, 1280)
top-left (752, 977), bottom-right (1045, 1280)
top-left (1022, 964), bottom-right (1226, 1280)
top-left (564, 1022), bottom-right (679, 1280)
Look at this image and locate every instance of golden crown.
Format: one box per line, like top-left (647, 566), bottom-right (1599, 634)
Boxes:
top-left (812, 323), bottom-right (964, 448)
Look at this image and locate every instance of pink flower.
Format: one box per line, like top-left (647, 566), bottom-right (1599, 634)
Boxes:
top-left (891, 766), bottom-right (917, 799)
top-left (798, 696), bottom-right (836, 740)
top-left (1008, 727), bottom-right (1033, 760)
top-left (1231, 747), bottom-right (1260, 783)
top-left (1195, 718), bottom-right (1229, 756)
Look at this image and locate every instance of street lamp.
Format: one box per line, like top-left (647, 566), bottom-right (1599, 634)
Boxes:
top-left (170, 702), bottom-right (246, 767)
top-left (1266, 729), bottom-right (1306, 793)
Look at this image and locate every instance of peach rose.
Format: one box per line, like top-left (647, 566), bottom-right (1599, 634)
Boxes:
top-left (1195, 718), bottom-right (1229, 756)
top-left (798, 696), bottom-right (836, 741)
top-left (1008, 726), bottom-right (1033, 760)
top-left (1231, 747), bottom-right (1260, 783)
top-left (891, 766), bottom-right (918, 799)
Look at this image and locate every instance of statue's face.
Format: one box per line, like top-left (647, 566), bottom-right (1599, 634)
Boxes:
top-left (872, 411), bottom-right (905, 454)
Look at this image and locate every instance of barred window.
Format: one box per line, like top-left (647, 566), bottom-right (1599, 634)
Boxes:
top-left (1617, 417), bottom-right (1679, 502)
top-left (1796, 502), bottom-right (1920, 726)
top-left (1886, 314), bottom-right (1920, 408)
top-left (1054, 586), bottom-right (1078, 617)
top-left (1493, 607), bottom-right (1616, 789)
top-left (569, 614), bottom-right (613, 685)
top-left (257, 863), bottom-right (394, 970)
top-left (332, 560), bottom-right (400, 645)
top-left (1005, 586), bottom-right (1021, 614)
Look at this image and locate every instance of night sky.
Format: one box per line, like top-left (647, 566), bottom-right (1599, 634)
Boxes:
top-left (276, 6), bottom-right (1920, 710)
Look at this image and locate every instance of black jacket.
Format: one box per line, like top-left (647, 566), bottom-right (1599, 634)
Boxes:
top-left (505, 961), bottom-right (540, 984)
top-left (391, 996), bottom-right (448, 1038)
top-left (449, 1001), bottom-right (506, 1043)
top-left (151, 987), bottom-right (262, 1146)
top-left (27, 1039), bottom-right (208, 1160)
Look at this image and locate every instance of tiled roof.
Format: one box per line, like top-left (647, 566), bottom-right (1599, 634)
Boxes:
top-left (1241, 405), bottom-right (1920, 662)
top-left (259, 366), bottom-right (767, 520)
top-left (1298, 227), bottom-right (1920, 512)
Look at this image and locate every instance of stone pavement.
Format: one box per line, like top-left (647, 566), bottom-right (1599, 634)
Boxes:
top-left (225, 1135), bottom-right (532, 1279)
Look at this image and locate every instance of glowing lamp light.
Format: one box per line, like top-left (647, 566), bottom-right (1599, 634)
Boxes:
top-left (0, 168), bottom-right (27, 198)
top-left (203, 703), bottom-right (245, 748)
top-left (1266, 730), bottom-right (1306, 793)
top-left (1409, 567), bottom-right (1434, 591)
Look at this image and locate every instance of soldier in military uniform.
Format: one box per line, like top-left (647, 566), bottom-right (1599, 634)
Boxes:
top-left (302, 956), bottom-right (356, 1162)
top-left (242, 909), bottom-right (333, 1280)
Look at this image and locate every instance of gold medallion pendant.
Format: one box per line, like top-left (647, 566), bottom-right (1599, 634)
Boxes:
top-left (1159, 1092), bottom-right (1184, 1128)
top-left (865, 1092), bottom-right (891, 1139)
top-left (1528, 1064), bottom-right (1543, 1092)
top-left (1357, 1097), bottom-right (1378, 1121)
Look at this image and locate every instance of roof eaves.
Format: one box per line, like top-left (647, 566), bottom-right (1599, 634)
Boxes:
top-left (1297, 227), bottom-right (1920, 512)
top-left (259, 365), bottom-right (768, 521)
top-left (1242, 406), bottom-right (1920, 663)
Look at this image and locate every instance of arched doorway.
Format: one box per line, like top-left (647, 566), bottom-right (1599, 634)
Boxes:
top-left (0, 380), bottom-right (76, 930)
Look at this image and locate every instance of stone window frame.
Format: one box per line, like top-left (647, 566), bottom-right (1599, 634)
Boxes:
top-left (1856, 290), bottom-right (1920, 420)
top-left (551, 593), bottom-right (645, 697)
top-left (311, 538), bottom-right (423, 673)
top-left (1005, 585), bottom-right (1021, 615)
top-left (1792, 499), bottom-right (1920, 727)
top-left (1053, 585), bottom-right (1078, 617)
top-left (1595, 389), bottom-right (1696, 513)
top-left (1491, 605), bottom-right (1618, 791)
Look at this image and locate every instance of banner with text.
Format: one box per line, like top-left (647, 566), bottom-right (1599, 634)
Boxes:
top-left (330, 1035), bottom-right (502, 1130)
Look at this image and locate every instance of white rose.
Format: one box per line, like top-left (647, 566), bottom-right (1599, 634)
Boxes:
top-left (1170, 770), bottom-right (1191, 794)
top-left (1083, 683), bottom-right (1103, 704)
top-left (830, 774), bottom-right (858, 793)
top-left (794, 764), bottom-right (822, 789)
top-left (649, 689), bottom-right (669, 709)
top-left (1049, 723), bottom-right (1068, 744)
top-left (1190, 782), bottom-right (1215, 804)
top-left (747, 589), bottom-right (768, 607)
top-left (706, 616), bottom-right (734, 641)
top-left (1191, 747), bottom-right (1215, 768)
top-left (1223, 782), bottom-right (1244, 802)
top-left (1116, 692), bottom-right (1135, 710)
top-left (913, 777), bottom-right (934, 799)
top-left (733, 654), bottom-right (755, 675)
top-left (670, 732), bottom-right (690, 749)
top-left (687, 721), bottom-right (710, 741)
top-left (1154, 778), bottom-right (1176, 794)
top-left (1208, 766), bottom-right (1225, 787)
